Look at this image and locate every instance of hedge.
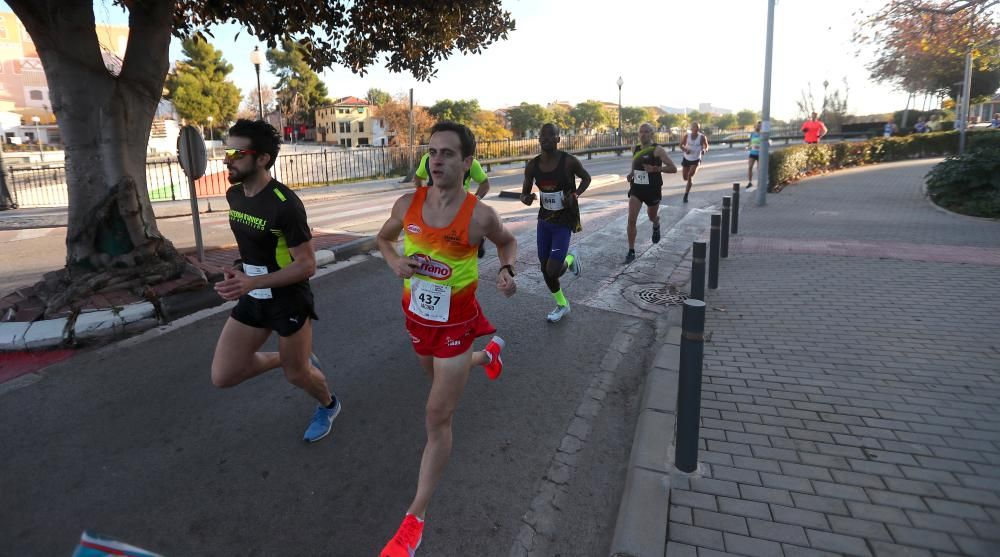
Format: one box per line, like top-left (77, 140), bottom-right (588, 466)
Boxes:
top-left (925, 147), bottom-right (1000, 218)
top-left (767, 129), bottom-right (1000, 191)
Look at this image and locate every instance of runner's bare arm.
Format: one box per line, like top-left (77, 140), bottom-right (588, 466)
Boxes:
top-left (214, 240), bottom-right (317, 300)
top-left (478, 205), bottom-right (517, 297)
top-left (701, 134), bottom-right (709, 153)
top-left (520, 160), bottom-right (536, 206)
top-left (571, 156), bottom-right (592, 197)
top-left (474, 177), bottom-right (491, 200)
top-left (377, 194), bottom-right (419, 278)
top-left (655, 146), bottom-right (678, 173)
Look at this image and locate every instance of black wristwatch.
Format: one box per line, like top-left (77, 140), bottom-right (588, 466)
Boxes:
top-left (499, 264), bottom-right (515, 277)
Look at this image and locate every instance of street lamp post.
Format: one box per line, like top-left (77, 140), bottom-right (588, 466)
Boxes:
top-left (757, 0), bottom-right (776, 207)
top-left (250, 46), bottom-right (265, 120)
top-left (31, 116), bottom-right (42, 161)
top-left (616, 76), bottom-right (623, 145)
top-left (206, 116), bottom-right (214, 157)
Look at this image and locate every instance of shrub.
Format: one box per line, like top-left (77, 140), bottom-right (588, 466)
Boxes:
top-left (926, 147), bottom-right (1000, 218)
top-left (768, 129), bottom-right (1000, 191)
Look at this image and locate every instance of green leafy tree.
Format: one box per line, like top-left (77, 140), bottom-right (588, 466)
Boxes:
top-left (736, 109), bottom-right (759, 127)
top-left (366, 88), bottom-right (392, 107)
top-left (620, 106), bottom-right (653, 130)
top-left (165, 37), bottom-right (241, 128)
top-left (657, 113), bottom-right (686, 130)
top-left (5, 0), bottom-right (514, 313)
top-left (268, 40), bottom-right (330, 127)
top-left (549, 105), bottom-right (576, 132)
top-left (714, 113), bottom-right (738, 129)
top-left (428, 99), bottom-right (481, 125)
top-left (506, 103), bottom-right (552, 137)
top-left (855, 0), bottom-right (1000, 101)
top-left (570, 101), bottom-right (609, 132)
top-left (686, 110), bottom-right (714, 127)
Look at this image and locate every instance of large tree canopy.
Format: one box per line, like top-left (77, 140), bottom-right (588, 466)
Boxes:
top-left (165, 36), bottom-right (241, 127)
top-left (366, 88), bottom-right (392, 107)
top-left (267, 40), bottom-right (330, 127)
top-left (620, 106), bottom-right (653, 130)
top-left (856, 0), bottom-right (1000, 101)
top-left (506, 103), bottom-right (551, 137)
top-left (427, 99), bottom-right (481, 125)
top-left (570, 101), bottom-right (609, 132)
top-left (5, 0), bottom-right (515, 316)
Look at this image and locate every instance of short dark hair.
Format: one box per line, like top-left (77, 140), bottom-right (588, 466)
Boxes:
top-left (228, 119), bottom-right (281, 169)
top-left (541, 123), bottom-right (560, 136)
top-left (430, 121), bottom-right (476, 158)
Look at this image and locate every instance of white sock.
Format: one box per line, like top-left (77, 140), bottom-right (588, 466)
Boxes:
top-left (485, 336), bottom-right (505, 363)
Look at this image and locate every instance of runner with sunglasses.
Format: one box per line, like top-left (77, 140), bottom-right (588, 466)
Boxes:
top-left (211, 119), bottom-right (342, 443)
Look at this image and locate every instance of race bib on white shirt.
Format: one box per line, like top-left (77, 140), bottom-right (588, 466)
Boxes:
top-left (633, 170), bottom-right (650, 185)
top-left (243, 263), bottom-right (273, 300)
top-left (409, 277), bottom-right (452, 322)
top-left (540, 191), bottom-right (564, 211)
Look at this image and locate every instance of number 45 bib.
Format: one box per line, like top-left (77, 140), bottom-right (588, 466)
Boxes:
top-left (409, 277), bottom-right (452, 322)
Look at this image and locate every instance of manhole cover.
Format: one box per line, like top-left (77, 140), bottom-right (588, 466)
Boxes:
top-left (635, 287), bottom-right (689, 306)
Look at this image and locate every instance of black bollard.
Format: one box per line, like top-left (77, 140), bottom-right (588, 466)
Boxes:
top-left (721, 196), bottom-right (731, 259)
top-left (690, 241), bottom-right (706, 301)
top-left (708, 214), bottom-right (720, 289)
top-left (732, 183), bottom-right (740, 235)
top-left (674, 299), bottom-right (706, 473)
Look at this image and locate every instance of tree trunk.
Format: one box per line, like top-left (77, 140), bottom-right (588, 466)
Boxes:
top-left (8, 1), bottom-right (204, 316)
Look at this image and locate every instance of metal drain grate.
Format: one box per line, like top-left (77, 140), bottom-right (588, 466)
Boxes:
top-left (635, 287), bottom-right (689, 306)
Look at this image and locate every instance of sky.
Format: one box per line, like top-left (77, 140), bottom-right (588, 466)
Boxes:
top-left (91, 0), bottom-right (913, 121)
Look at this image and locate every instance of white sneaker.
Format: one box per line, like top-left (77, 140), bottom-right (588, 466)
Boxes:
top-left (568, 248), bottom-right (582, 277)
top-left (546, 304), bottom-right (571, 323)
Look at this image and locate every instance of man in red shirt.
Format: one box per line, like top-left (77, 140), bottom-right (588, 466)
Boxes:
top-left (801, 112), bottom-right (828, 144)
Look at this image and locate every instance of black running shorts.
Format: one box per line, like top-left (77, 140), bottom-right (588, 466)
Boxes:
top-left (231, 291), bottom-right (318, 337)
top-left (628, 185), bottom-right (662, 207)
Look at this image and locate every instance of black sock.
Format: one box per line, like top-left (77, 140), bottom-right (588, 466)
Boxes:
top-left (326, 395), bottom-right (338, 409)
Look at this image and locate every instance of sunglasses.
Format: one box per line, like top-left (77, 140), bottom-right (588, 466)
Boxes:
top-left (224, 148), bottom-right (258, 161)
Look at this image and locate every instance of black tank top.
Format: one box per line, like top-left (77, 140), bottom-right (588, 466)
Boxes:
top-left (529, 151), bottom-right (581, 232)
top-left (632, 143), bottom-right (664, 188)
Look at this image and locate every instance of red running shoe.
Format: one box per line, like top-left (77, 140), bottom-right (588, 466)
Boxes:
top-left (380, 514), bottom-right (424, 557)
top-left (483, 336), bottom-right (505, 380)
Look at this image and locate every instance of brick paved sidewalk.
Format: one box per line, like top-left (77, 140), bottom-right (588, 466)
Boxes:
top-left (667, 160), bottom-right (1000, 557)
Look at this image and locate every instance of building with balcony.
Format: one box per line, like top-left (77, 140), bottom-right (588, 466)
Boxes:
top-left (315, 96), bottom-right (372, 147)
top-left (0, 10), bottom-right (129, 130)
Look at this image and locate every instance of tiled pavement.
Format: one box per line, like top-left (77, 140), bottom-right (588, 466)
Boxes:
top-left (666, 160), bottom-right (1000, 557)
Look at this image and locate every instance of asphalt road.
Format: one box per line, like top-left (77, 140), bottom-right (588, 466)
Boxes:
top-left (0, 251), bottom-right (657, 556)
top-left (0, 147), bottom-right (751, 293)
top-left (0, 143), bottom-right (753, 555)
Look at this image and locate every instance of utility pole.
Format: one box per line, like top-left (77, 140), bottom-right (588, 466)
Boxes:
top-left (757, 0), bottom-right (776, 207)
top-left (407, 88), bottom-right (415, 182)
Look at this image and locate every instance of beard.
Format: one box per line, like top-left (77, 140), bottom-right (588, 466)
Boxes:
top-left (227, 166), bottom-right (251, 184)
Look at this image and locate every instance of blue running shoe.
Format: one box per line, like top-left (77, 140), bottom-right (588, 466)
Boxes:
top-left (303, 352), bottom-right (340, 443)
top-left (304, 399), bottom-right (341, 443)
